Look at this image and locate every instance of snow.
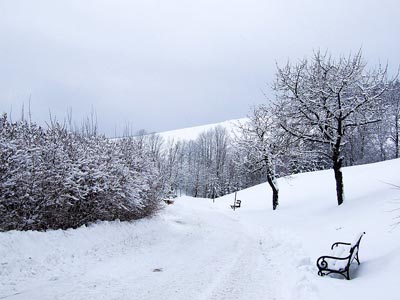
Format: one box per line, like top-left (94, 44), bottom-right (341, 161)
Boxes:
top-left (1, 158), bottom-right (400, 299)
top-left (156, 118), bottom-right (247, 141)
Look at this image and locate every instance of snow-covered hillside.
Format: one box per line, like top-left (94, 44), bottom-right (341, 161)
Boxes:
top-left (156, 118), bottom-right (247, 141)
top-left (1, 159), bottom-right (400, 299)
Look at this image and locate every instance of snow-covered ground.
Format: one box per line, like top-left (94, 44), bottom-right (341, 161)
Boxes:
top-left (1, 158), bottom-right (400, 300)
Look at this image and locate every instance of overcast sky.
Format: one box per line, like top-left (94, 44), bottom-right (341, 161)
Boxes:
top-left (1, 0), bottom-right (399, 136)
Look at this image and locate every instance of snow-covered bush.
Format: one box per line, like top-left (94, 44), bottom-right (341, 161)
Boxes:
top-left (0, 114), bottom-right (162, 231)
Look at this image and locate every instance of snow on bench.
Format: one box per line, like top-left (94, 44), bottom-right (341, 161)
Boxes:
top-left (316, 232), bottom-right (365, 280)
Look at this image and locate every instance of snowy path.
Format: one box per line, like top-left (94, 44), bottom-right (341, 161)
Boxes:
top-left (0, 198), bottom-right (311, 300)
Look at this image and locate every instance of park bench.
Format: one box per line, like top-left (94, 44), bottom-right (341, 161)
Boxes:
top-left (163, 199), bottom-right (175, 205)
top-left (230, 199), bottom-right (241, 210)
top-left (316, 232), bottom-right (365, 280)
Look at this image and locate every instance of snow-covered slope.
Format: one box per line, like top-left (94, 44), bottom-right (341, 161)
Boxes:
top-left (156, 118), bottom-right (247, 141)
top-left (1, 159), bottom-right (400, 299)
top-left (216, 158), bottom-right (400, 299)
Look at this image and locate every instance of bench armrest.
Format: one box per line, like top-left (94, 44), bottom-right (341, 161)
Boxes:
top-left (317, 254), bottom-right (350, 269)
top-left (331, 242), bottom-right (351, 250)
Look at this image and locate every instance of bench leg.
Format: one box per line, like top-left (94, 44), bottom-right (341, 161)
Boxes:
top-left (355, 253), bottom-right (360, 265)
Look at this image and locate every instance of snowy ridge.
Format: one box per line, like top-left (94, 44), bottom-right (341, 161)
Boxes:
top-left (1, 159), bottom-right (400, 299)
top-left (156, 118), bottom-right (247, 141)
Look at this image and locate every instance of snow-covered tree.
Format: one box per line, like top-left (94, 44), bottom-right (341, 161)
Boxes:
top-left (234, 105), bottom-right (290, 210)
top-left (275, 50), bottom-right (389, 206)
top-left (385, 81), bottom-right (400, 158)
top-left (0, 114), bottom-right (163, 231)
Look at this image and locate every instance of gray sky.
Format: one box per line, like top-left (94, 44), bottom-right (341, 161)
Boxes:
top-left (1, 0), bottom-right (399, 136)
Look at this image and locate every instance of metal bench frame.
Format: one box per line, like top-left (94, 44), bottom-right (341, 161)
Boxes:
top-left (316, 232), bottom-right (365, 280)
top-left (230, 199), bottom-right (241, 210)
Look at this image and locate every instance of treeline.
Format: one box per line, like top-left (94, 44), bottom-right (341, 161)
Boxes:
top-left (0, 114), bottom-right (163, 231)
top-left (154, 126), bottom-right (264, 200)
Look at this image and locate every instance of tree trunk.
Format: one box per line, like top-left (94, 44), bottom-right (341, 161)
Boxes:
top-left (333, 157), bottom-right (344, 206)
top-left (333, 115), bottom-right (344, 206)
top-left (266, 174), bottom-right (279, 210)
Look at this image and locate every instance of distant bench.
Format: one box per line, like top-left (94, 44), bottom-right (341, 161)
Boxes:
top-left (230, 199), bottom-right (241, 210)
top-left (163, 199), bottom-right (175, 205)
top-left (316, 232), bottom-right (365, 280)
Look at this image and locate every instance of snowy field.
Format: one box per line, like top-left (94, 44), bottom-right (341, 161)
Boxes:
top-left (1, 158), bottom-right (400, 300)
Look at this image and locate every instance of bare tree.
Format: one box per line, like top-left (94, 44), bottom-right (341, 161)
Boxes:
top-left (275, 50), bottom-right (388, 206)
